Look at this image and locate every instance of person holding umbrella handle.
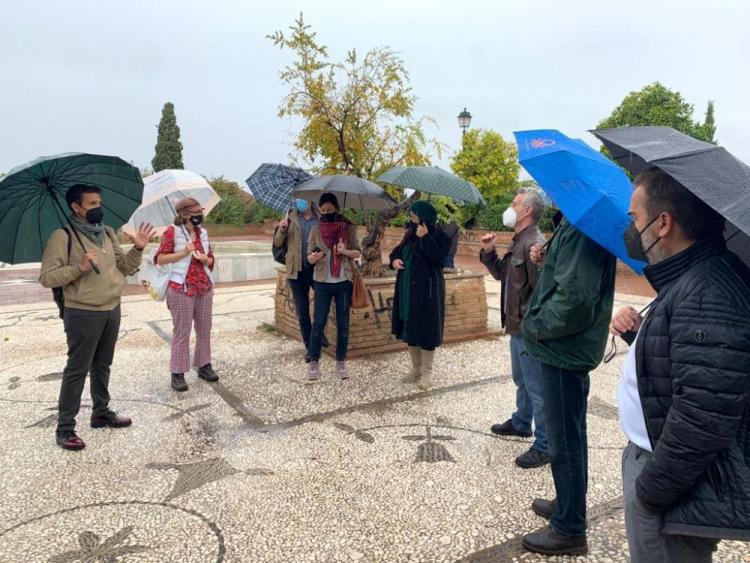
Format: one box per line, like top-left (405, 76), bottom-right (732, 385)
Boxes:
top-left (39, 184), bottom-right (155, 452)
top-left (305, 193), bottom-right (361, 381)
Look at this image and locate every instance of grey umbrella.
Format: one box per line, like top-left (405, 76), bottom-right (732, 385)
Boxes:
top-left (591, 126), bottom-right (750, 267)
top-left (292, 175), bottom-right (397, 211)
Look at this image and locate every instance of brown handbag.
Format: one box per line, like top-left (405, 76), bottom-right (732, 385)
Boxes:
top-left (350, 265), bottom-right (369, 309)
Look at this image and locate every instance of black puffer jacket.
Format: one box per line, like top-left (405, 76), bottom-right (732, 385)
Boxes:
top-left (632, 235), bottom-right (750, 540)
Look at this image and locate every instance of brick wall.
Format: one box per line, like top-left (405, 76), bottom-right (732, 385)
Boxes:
top-left (273, 269), bottom-right (494, 358)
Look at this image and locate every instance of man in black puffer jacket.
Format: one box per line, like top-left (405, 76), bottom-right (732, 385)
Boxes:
top-left (611, 167), bottom-right (750, 562)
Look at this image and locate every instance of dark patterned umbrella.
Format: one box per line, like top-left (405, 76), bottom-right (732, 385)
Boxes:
top-left (244, 163), bottom-right (312, 213)
top-left (377, 166), bottom-right (486, 206)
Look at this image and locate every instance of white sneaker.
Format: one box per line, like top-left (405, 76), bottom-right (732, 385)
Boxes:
top-left (337, 361), bottom-right (349, 380)
top-left (308, 361), bottom-right (320, 381)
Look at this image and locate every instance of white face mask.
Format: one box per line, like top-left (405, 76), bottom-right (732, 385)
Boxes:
top-left (502, 206), bottom-right (517, 228)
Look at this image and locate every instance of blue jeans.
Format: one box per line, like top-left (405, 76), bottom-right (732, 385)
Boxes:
top-left (537, 359), bottom-right (590, 537)
top-left (309, 281), bottom-right (352, 362)
top-left (509, 335), bottom-right (548, 454)
top-left (443, 253), bottom-right (455, 269)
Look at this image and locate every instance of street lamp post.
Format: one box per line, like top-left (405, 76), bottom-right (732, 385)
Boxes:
top-left (457, 107), bottom-right (472, 140)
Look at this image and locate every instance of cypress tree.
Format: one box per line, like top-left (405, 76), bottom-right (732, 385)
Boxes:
top-left (152, 102), bottom-right (184, 172)
top-left (701, 100), bottom-right (717, 144)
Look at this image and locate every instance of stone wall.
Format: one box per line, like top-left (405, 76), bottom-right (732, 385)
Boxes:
top-left (273, 269), bottom-right (493, 358)
top-left (359, 227), bottom-right (516, 259)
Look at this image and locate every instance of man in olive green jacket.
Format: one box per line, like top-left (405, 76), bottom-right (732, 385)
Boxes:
top-left (39, 184), bottom-right (154, 451)
top-left (520, 214), bottom-right (616, 557)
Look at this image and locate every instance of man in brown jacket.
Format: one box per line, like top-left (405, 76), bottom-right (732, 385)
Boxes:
top-left (39, 184), bottom-right (154, 451)
top-left (480, 187), bottom-right (549, 468)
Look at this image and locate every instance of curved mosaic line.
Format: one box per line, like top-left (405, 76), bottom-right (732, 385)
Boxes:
top-left (0, 500), bottom-right (226, 563)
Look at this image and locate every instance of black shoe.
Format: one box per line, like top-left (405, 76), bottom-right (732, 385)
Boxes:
top-left (171, 373), bottom-right (188, 392)
top-left (531, 498), bottom-right (557, 520)
top-left (515, 447), bottom-right (552, 469)
top-left (522, 525), bottom-right (587, 556)
top-left (90, 411), bottom-right (132, 429)
top-left (198, 364), bottom-right (219, 382)
top-left (490, 419), bottom-right (532, 438)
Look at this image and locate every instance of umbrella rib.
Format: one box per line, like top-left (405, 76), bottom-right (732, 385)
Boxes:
top-left (60, 171), bottom-right (144, 205)
top-left (62, 166), bottom-right (140, 187)
top-left (46, 155), bottom-right (73, 179)
top-left (53, 155), bottom-right (112, 179)
top-left (35, 184), bottom-right (50, 257)
top-left (9, 186), bottom-right (46, 263)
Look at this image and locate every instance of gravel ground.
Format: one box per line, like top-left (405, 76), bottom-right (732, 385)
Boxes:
top-left (0, 283), bottom-right (746, 562)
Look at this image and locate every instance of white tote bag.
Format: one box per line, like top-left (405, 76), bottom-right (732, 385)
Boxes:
top-left (139, 247), bottom-right (171, 301)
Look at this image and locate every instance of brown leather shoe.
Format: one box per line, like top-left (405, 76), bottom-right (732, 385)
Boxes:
top-left (56, 431), bottom-right (86, 451)
top-left (90, 411), bottom-right (132, 429)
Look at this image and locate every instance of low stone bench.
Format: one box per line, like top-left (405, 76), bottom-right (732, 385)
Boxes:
top-left (273, 269), bottom-right (495, 358)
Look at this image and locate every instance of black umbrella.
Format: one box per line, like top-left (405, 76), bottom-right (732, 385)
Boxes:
top-left (591, 126), bottom-right (750, 267)
top-left (293, 175), bottom-right (397, 211)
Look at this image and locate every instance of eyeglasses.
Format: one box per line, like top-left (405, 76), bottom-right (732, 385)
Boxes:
top-left (603, 301), bottom-right (653, 364)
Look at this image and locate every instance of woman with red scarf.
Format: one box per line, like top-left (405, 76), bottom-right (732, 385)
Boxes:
top-left (154, 197), bottom-right (218, 392)
top-left (306, 193), bottom-right (361, 381)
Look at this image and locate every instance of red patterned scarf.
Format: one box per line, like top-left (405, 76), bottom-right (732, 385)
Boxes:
top-left (319, 216), bottom-right (348, 277)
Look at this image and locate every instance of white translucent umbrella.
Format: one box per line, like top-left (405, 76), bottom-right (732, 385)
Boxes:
top-left (123, 169), bottom-right (221, 236)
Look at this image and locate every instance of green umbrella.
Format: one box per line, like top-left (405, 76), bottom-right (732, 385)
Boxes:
top-left (0, 152), bottom-right (144, 265)
top-left (377, 166), bottom-right (486, 206)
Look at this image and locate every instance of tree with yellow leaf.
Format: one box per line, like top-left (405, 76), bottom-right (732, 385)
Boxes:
top-left (268, 14), bottom-right (441, 276)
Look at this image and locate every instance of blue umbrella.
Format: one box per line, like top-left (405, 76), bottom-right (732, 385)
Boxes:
top-left (514, 129), bottom-right (645, 274)
top-left (244, 163), bottom-right (312, 213)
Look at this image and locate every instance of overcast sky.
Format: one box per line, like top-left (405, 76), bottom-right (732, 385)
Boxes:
top-left (2, 0), bottom-right (748, 184)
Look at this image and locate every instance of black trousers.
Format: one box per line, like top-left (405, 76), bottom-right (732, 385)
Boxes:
top-left (287, 266), bottom-right (315, 349)
top-left (57, 306), bottom-right (121, 433)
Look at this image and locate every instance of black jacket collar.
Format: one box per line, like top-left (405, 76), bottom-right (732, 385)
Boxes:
top-left (644, 234), bottom-right (726, 293)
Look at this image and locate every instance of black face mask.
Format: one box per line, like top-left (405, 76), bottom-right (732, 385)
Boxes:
top-left (85, 206), bottom-right (104, 225)
top-left (623, 214), bottom-right (661, 263)
top-left (320, 212), bottom-right (337, 223)
top-left (189, 215), bottom-right (204, 226)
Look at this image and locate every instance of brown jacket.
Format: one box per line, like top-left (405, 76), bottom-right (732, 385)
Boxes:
top-left (307, 222), bottom-right (361, 283)
top-left (273, 209), bottom-right (318, 281)
top-left (480, 224), bottom-right (545, 335)
top-left (39, 226), bottom-right (143, 312)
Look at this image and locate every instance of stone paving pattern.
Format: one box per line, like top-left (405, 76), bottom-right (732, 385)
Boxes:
top-left (1, 278), bottom-right (745, 562)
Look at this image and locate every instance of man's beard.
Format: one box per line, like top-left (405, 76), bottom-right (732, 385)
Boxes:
top-left (642, 231), bottom-right (667, 264)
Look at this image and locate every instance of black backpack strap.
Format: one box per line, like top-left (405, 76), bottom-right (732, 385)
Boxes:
top-left (64, 227), bottom-right (72, 261)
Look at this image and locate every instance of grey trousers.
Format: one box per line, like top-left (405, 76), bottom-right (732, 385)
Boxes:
top-left (57, 306), bottom-right (121, 433)
top-left (622, 442), bottom-right (719, 563)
